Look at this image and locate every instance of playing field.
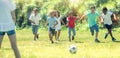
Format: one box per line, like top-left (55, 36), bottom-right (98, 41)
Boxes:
top-left (0, 27), bottom-right (120, 58)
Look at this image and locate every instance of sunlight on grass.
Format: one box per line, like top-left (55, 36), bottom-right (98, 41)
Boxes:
top-left (0, 28), bottom-right (120, 58)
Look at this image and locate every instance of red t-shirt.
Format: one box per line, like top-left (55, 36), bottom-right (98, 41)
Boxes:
top-left (67, 16), bottom-right (76, 28)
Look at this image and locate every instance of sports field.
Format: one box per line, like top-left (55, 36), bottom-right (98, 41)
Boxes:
top-left (0, 27), bottom-right (120, 58)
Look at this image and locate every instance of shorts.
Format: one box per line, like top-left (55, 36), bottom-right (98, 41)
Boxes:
top-left (90, 24), bottom-right (99, 36)
top-left (32, 25), bottom-right (39, 34)
top-left (0, 30), bottom-right (15, 36)
top-left (104, 24), bottom-right (112, 29)
top-left (48, 27), bottom-right (55, 35)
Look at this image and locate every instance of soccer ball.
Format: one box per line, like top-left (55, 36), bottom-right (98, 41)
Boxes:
top-left (69, 45), bottom-right (77, 54)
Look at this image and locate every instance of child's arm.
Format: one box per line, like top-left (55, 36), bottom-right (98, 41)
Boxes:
top-left (29, 20), bottom-right (35, 24)
top-left (29, 14), bottom-right (35, 24)
top-left (39, 15), bottom-right (41, 25)
top-left (100, 16), bottom-right (104, 24)
top-left (113, 14), bottom-right (117, 21)
top-left (11, 11), bottom-right (16, 23)
top-left (53, 21), bottom-right (58, 28)
top-left (45, 20), bottom-right (48, 27)
top-left (78, 14), bottom-right (86, 22)
top-left (60, 19), bottom-right (66, 26)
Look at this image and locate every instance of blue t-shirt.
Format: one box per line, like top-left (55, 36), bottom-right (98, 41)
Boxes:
top-left (86, 11), bottom-right (99, 27)
top-left (47, 17), bottom-right (56, 28)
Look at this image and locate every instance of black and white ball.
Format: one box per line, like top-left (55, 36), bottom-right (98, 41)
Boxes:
top-left (69, 45), bottom-right (77, 54)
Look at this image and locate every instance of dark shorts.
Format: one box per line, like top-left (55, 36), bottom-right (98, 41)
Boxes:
top-left (104, 24), bottom-right (112, 29)
top-left (0, 30), bottom-right (15, 36)
top-left (90, 24), bottom-right (99, 36)
top-left (32, 25), bottom-right (39, 34)
top-left (48, 27), bottom-right (55, 35)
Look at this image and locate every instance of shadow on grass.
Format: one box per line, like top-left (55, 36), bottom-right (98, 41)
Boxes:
top-left (113, 41), bottom-right (120, 43)
top-left (74, 41), bottom-right (84, 43)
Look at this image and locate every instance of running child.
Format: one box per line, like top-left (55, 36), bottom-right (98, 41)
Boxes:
top-left (67, 11), bottom-right (76, 42)
top-left (54, 10), bottom-right (66, 41)
top-left (79, 5), bottom-right (100, 43)
top-left (101, 7), bottom-right (117, 41)
top-left (29, 8), bottom-right (41, 41)
top-left (45, 10), bottom-right (58, 44)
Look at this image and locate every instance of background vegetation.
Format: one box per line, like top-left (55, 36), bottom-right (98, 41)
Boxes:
top-left (14, 0), bottom-right (120, 29)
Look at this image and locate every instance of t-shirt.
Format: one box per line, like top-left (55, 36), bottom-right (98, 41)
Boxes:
top-left (0, 0), bottom-right (16, 32)
top-left (101, 12), bottom-right (113, 25)
top-left (86, 11), bottom-right (99, 27)
top-left (67, 16), bottom-right (76, 28)
top-left (47, 17), bottom-right (57, 28)
top-left (29, 13), bottom-right (41, 25)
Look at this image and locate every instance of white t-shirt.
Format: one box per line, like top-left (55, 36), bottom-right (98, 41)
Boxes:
top-left (29, 13), bottom-right (41, 25)
top-left (101, 12), bottom-right (113, 25)
top-left (0, 0), bottom-right (16, 32)
top-left (55, 17), bottom-right (61, 31)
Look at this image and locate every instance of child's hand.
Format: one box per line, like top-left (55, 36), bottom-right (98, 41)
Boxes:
top-left (32, 22), bottom-right (35, 24)
top-left (78, 19), bottom-right (81, 22)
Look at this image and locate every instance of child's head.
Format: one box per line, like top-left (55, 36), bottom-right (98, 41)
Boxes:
top-left (33, 8), bottom-right (38, 14)
top-left (102, 7), bottom-right (108, 14)
top-left (54, 10), bottom-right (60, 17)
top-left (90, 5), bottom-right (95, 13)
top-left (68, 11), bottom-right (73, 17)
top-left (49, 10), bottom-right (55, 17)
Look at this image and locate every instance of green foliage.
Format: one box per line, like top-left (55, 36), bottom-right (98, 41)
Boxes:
top-left (14, 0), bottom-right (120, 28)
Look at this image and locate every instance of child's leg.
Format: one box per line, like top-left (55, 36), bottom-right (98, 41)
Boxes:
top-left (49, 33), bottom-right (54, 43)
top-left (8, 34), bottom-right (21, 58)
top-left (57, 30), bottom-right (61, 40)
top-left (68, 27), bottom-right (72, 41)
top-left (108, 28), bottom-right (116, 41)
top-left (0, 32), bottom-right (5, 48)
top-left (49, 27), bottom-right (54, 43)
top-left (106, 25), bottom-right (114, 38)
top-left (32, 25), bottom-right (36, 40)
top-left (0, 36), bottom-right (4, 48)
top-left (33, 25), bottom-right (39, 40)
top-left (108, 29), bottom-right (113, 38)
top-left (72, 28), bottom-right (76, 40)
top-left (90, 27), bottom-right (94, 36)
top-left (7, 30), bottom-right (21, 58)
top-left (55, 31), bottom-right (57, 40)
top-left (94, 24), bottom-right (100, 42)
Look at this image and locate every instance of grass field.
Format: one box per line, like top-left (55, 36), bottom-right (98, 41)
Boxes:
top-left (0, 27), bottom-right (120, 58)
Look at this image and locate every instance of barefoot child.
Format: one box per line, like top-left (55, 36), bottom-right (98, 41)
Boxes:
top-left (45, 11), bottom-right (58, 43)
top-left (101, 7), bottom-right (117, 41)
top-left (0, 0), bottom-right (21, 58)
top-left (79, 5), bottom-right (101, 43)
top-left (29, 8), bottom-right (41, 41)
top-left (67, 11), bottom-right (76, 42)
top-left (54, 10), bottom-right (66, 41)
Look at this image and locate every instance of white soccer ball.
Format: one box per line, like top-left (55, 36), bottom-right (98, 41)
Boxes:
top-left (69, 45), bottom-right (77, 54)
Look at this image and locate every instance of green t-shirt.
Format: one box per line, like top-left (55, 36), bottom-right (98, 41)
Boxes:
top-left (47, 17), bottom-right (56, 28)
top-left (86, 11), bottom-right (99, 27)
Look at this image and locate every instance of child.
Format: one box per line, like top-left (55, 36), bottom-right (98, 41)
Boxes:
top-left (79, 5), bottom-right (100, 43)
top-left (0, 0), bottom-right (21, 58)
top-left (54, 10), bottom-right (66, 41)
top-left (45, 10), bottom-right (58, 44)
top-left (29, 8), bottom-right (41, 41)
top-left (101, 7), bottom-right (117, 41)
top-left (67, 11), bottom-right (76, 42)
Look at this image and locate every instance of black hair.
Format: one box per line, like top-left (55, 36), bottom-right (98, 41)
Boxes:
top-left (103, 7), bottom-right (108, 12)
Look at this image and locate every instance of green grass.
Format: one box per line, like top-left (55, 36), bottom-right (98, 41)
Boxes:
top-left (0, 27), bottom-right (120, 58)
